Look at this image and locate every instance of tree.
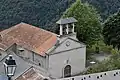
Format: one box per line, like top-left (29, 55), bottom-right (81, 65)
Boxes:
top-left (62, 0), bottom-right (102, 47)
top-left (103, 10), bottom-right (120, 50)
top-left (81, 0), bottom-right (120, 21)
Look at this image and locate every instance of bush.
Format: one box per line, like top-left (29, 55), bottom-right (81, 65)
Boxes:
top-left (82, 53), bottom-right (120, 75)
top-left (100, 45), bottom-right (113, 53)
top-left (111, 48), bottom-right (120, 54)
top-left (88, 40), bottom-right (115, 54)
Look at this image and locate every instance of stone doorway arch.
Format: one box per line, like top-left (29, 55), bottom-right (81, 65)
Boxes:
top-left (64, 65), bottom-right (71, 77)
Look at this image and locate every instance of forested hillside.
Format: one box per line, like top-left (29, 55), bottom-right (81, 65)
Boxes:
top-left (0, 0), bottom-right (120, 31)
top-left (0, 0), bottom-right (75, 30)
top-left (81, 0), bottom-right (120, 20)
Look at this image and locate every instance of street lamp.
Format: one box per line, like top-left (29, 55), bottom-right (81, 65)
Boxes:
top-left (3, 55), bottom-right (17, 80)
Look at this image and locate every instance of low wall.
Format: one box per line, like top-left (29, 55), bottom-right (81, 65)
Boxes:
top-left (55, 70), bottom-right (120, 80)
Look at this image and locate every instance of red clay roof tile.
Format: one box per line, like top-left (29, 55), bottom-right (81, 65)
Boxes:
top-left (15, 68), bottom-right (44, 80)
top-left (0, 23), bottom-right (57, 56)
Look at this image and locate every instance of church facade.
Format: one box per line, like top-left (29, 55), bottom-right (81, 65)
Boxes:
top-left (0, 17), bottom-right (86, 79)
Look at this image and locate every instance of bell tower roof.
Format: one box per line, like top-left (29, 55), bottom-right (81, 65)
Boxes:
top-left (56, 17), bottom-right (77, 25)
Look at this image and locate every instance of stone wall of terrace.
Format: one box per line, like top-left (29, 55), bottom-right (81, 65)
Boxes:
top-left (55, 70), bottom-right (120, 80)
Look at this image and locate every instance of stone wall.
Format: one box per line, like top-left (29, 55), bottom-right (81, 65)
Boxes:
top-left (55, 70), bottom-right (120, 80)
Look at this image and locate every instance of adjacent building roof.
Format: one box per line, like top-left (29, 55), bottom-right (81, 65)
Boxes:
top-left (0, 51), bottom-right (48, 80)
top-left (0, 23), bottom-right (57, 56)
top-left (0, 52), bottom-right (32, 80)
top-left (56, 17), bottom-right (77, 25)
top-left (16, 67), bottom-right (46, 80)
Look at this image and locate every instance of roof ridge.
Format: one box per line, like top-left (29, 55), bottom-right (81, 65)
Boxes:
top-left (0, 23), bottom-right (22, 36)
top-left (20, 22), bottom-right (57, 35)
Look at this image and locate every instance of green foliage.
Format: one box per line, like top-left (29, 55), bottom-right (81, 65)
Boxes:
top-left (81, 0), bottom-right (120, 21)
top-left (103, 10), bottom-right (120, 50)
top-left (0, 0), bottom-right (75, 31)
top-left (87, 40), bottom-right (119, 55)
top-left (0, 0), bottom-right (120, 32)
top-left (110, 48), bottom-right (119, 54)
top-left (97, 40), bottom-right (113, 54)
top-left (82, 53), bottom-right (120, 75)
top-left (62, 0), bottom-right (102, 47)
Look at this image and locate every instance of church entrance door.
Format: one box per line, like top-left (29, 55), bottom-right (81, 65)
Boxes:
top-left (64, 65), bottom-right (71, 77)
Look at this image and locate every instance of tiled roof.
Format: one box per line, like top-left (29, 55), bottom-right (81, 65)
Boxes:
top-left (0, 23), bottom-right (57, 56)
top-left (15, 68), bottom-right (45, 80)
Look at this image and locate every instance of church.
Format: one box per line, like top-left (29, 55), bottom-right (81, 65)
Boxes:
top-left (0, 17), bottom-right (86, 79)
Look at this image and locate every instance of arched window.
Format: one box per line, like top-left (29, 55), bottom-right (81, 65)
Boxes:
top-left (44, 78), bottom-right (48, 80)
top-left (64, 65), bottom-right (71, 77)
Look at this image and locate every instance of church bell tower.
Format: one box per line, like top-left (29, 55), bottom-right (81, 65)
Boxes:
top-left (56, 17), bottom-right (77, 36)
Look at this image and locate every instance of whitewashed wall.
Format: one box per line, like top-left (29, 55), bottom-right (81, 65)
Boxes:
top-left (55, 70), bottom-right (120, 80)
top-left (48, 39), bottom-right (86, 78)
